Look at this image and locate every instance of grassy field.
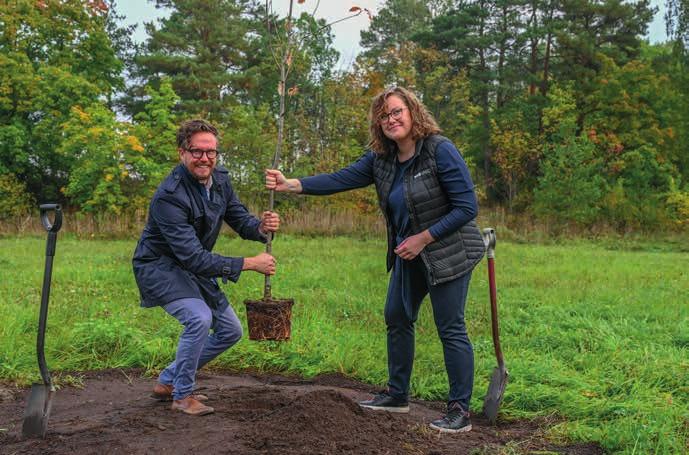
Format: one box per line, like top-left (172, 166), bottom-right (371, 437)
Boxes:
top-left (0, 234), bottom-right (687, 453)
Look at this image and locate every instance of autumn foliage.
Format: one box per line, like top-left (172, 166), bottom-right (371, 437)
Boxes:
top-left (1, 0), bottom-right (688, 232)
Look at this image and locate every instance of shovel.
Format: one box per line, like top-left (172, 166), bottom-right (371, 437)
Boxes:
top-left (22, 203), bottom-right (62, 439)
top-left (481, 227), bottom-right (508, 424)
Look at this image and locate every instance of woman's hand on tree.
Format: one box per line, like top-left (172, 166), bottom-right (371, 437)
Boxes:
top-left (265, 169), bottom-right (302, 193)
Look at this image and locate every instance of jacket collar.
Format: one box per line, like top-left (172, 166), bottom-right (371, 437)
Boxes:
top-left (163, 163), bottom-right (230, 194)
top-left (378, 136), bottom-right (428, 167)
top-left (177, 164), bottom-right (209, 194)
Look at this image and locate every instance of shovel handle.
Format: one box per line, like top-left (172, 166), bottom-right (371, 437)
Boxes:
top-left (483, 227), bottom-right (495, 258)
top-left (37, 204), bottom-right (61, 388)
top-left (40, 204), bottom-right (62, 258)
top-left (483, 228), bottom-right (504, 368)
top-left (40, 204), bottom-right (62, 233)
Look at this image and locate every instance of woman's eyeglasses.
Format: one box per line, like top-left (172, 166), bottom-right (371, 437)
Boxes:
top-left (378, 107), bottom-right (406, 124)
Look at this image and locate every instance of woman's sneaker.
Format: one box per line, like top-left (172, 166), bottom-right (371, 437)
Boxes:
top-left (358, 391), bottom-right (409, 413)
top-left (429, 402), bottom-right (472, 433)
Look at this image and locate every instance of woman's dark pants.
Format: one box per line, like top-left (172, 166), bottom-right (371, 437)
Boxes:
top-left (384, 256), bottom-right (474, 411)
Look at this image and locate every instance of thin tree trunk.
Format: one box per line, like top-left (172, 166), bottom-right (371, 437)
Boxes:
top-left (528, 1), bottom-right (539, 96)
top-left (265, 0), bottom-right (294, 299)
top-left (538, 3), bottom-right (554, 134)
top-left (477, 3), bottom-right (493, 197)
top-left (496, 4), bottom-right (508, 108)
top-left (541, 11), bottom-right (553, 99)
top-left (480, 48), bottom-right (492, 195)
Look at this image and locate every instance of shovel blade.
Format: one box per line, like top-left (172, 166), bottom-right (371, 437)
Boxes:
top-left (22, 384), bottom-right (54, 439)
top-left (482, 366), bottom-right (508, 424)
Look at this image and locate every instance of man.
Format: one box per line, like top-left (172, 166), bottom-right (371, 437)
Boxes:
top-left (133, 119), bottom-right (279, 416)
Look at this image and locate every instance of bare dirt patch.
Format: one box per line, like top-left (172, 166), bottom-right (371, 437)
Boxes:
top-left (0, 370), bottom-right (602, 454)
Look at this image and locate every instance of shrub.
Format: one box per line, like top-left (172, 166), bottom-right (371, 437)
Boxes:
top-left (0, 173), bottom-right (34, 219)
top-left (534, 137), bottom-right (607, 228)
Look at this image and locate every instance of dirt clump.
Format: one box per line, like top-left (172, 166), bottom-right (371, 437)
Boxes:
top-left (239, 389), bottom-right (430, 454)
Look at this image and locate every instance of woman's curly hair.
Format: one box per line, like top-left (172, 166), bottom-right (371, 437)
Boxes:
top-left (368, 87), bottom-right (441, 156)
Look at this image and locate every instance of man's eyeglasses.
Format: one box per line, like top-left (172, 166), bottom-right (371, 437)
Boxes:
top-left (185, 148), bottom-right (219, 159)
top-left (378, 107), bottom-right (407, 124)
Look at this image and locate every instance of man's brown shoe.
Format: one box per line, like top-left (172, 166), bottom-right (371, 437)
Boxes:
top-left (171, 396), bottom-right (214, 416)
top-left (151, 383), bottom-right (174, 400)
top-left (151, 383), bottom-right (208, 402)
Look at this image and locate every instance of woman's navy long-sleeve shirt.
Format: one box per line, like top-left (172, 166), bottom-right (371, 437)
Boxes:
top-left (300, 141), bottom-right (477, 243)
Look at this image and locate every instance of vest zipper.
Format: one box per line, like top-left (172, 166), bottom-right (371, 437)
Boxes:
top-left (403, 162), bottom-right (434, 283)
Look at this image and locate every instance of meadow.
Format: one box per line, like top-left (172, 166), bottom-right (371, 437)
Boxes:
top-left (0, 234), bottom-right (687, 454)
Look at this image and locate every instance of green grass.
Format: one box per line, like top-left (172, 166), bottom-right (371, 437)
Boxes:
top-left (1, 235), bottom-right (688, 453)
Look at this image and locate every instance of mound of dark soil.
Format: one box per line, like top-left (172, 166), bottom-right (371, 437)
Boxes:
top-left (239, 389), bottom-right (430, 454)
top-left (0, 370), bottom-right (602, 454)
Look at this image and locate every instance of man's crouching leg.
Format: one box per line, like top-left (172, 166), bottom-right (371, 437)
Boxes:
top-left (195, 303), bottom-right (243, 370)
top-left (159, 298), bottom-right (216, 416)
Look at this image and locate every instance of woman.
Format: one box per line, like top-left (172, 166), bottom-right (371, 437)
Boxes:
top-left (265, 87), bottom-right (485, 433)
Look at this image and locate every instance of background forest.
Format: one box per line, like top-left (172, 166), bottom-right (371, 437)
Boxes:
top-left (1, 0), bottom-right (689, 233)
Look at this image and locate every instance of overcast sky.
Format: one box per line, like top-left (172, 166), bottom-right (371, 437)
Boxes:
top-left (115, 0), bottom-right (669, 69)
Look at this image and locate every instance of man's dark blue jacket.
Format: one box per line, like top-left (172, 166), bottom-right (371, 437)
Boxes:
top-left (132, 164), bottom-right (266, 312)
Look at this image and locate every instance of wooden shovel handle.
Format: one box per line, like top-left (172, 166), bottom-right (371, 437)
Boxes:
top-left (483, 228), bottom-right (504, 368)
top-left (487, 257), bottom-right (504, 368)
